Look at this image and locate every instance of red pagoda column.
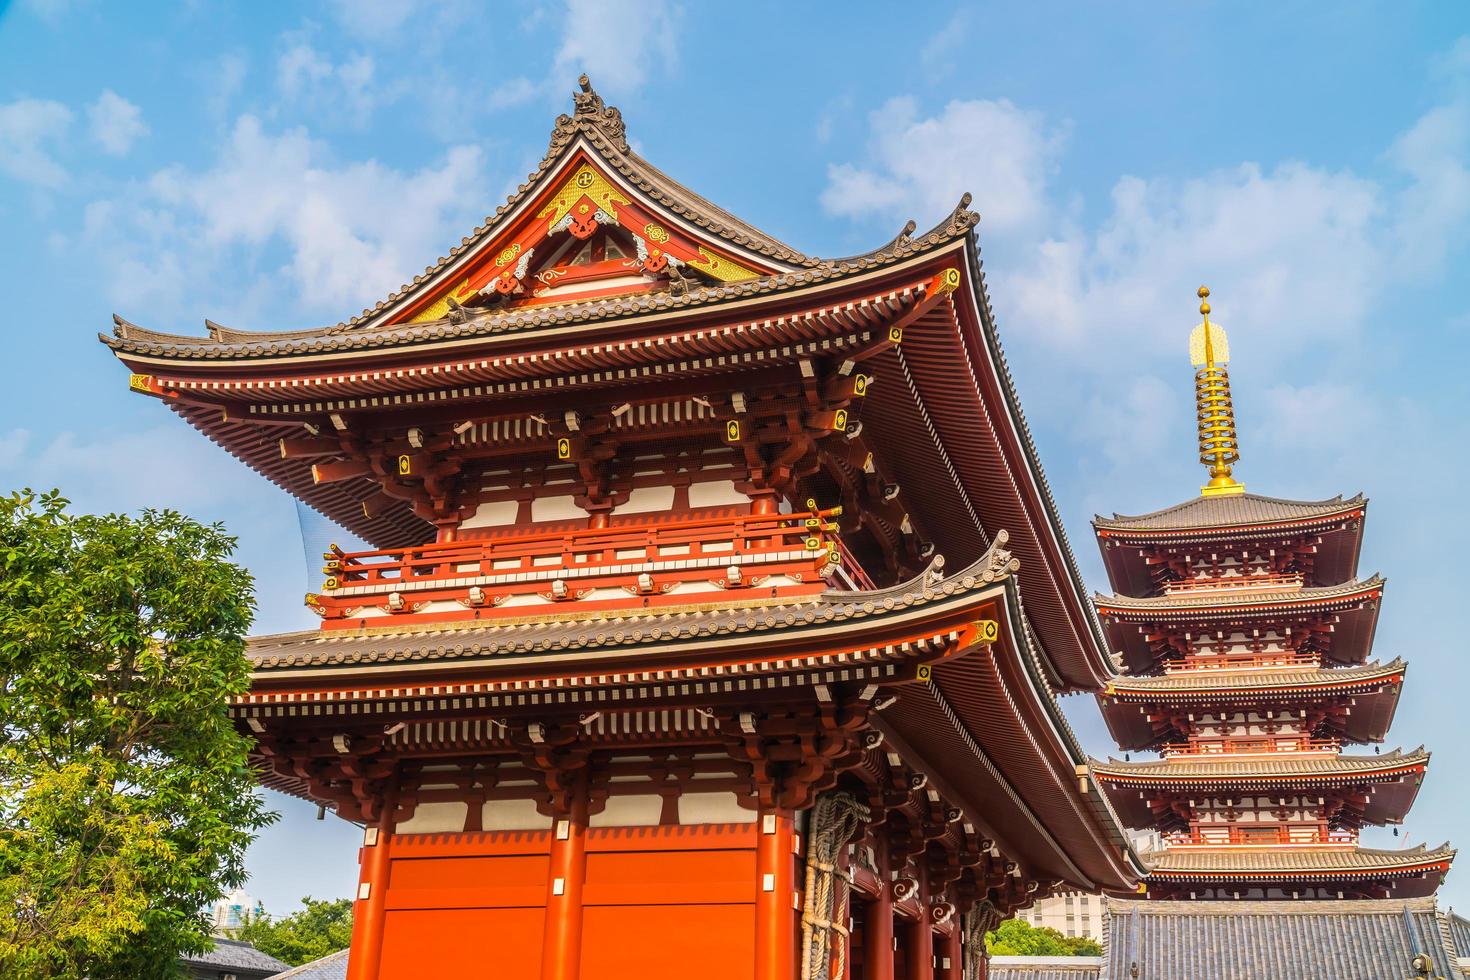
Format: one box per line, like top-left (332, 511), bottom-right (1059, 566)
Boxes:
top-left (756, 807), bottom-right (797, 980)
top-left (939, 927), bottom-right (962, 980)
top-left (346, 788), bottom-right (397, 980)
top-left (903, 866), bottom-right (933, 980)
top-left (541, 778), bottom-right (589, 980)
top-left (864, 837), bottom-right (895, 980)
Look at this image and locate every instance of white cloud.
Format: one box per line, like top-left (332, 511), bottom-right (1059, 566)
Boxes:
top-left (87, 115), bottom-right (486, 320)
top-left (88, 90), bottom-right (148, 156)
top-left (488, 77), bottom-right (539, 111)
top-left (1007, 161), bottom-right (1383, 357)
top-left (326, 0), bottom-right (425, 39)
top-left (276, 43), bottom-right (379, 126)
top-left (0, 97), bottom-right (73, 188)
top-left (553, 0), bottom-right (678, 95)
top-left (1385, 97), bottom-right (1470, 279)
top-left (821, 96), bottom-right (1065, 237)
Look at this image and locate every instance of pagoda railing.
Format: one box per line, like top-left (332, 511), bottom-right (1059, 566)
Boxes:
top-left (1161, 736), bottom-right (1340, 758)
top-left (1171, 650), bottom-right (1321, 672)
top-left (1166, 826), bottom-right (1358, 848)
top-left (1161, 571), bottom-right (1305, 595)
top-left (310, 508), bottom-right (842, 629)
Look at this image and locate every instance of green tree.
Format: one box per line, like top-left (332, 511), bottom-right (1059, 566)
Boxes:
top-left (986, 917), bottom-right (1103, 956)
top-left (236, 897), bottom-right (354, 966)
top-left (0, 491), bottom-right (276, 979)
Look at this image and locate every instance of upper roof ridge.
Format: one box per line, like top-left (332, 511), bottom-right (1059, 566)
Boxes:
top-left (550, 74), bottom-right (630, 155)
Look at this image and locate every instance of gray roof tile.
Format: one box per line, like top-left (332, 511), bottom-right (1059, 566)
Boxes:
top-left (1094, 493), bottom-right (1365, 534)
top-left (1100, 896), bottom-right (1462, 979)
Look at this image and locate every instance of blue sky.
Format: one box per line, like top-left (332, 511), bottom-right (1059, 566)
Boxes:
top-left (1, 1), bottom-right (1467, 914)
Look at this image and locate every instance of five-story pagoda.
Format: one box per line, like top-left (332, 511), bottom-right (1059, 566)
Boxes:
top-left (103, 79), bottom-right (1144, 980)
top-left (1089, 288), bottom-right (1453, 901)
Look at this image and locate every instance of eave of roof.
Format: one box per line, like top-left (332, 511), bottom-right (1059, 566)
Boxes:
top-left (1095, 574), bottom-right (1384, 615)
top-left (242, 536), bottom-right (1017, 683)
top-left (1093, 492), bottom-right (1367, 536)
top-left (103, 223), bottom-right (973, 365)
top-left (1091, 746), bottom-right (1429, 783)
top-left (1103, 658), bottom-right (1406, 697)
top-left (1141, 843), bottom-right (1456, 877)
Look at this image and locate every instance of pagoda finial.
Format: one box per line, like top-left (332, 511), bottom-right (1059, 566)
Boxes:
top-left (1190, 285), bottom-right (1244, 496)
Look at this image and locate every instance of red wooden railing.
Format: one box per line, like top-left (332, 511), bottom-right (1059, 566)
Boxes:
top-left (1167, 826), bottom-right (1358, 848)
top-left (1161, 571), bottom-right (1305, 595)
top-left (1172, 650), bottom-right (1321, 672)
top-left (1162, 737), bottom-right (1340, 758)
top-left (311, 509), bottom-right (843, 628)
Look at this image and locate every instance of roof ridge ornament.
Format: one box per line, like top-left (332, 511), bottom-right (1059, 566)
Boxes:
top-left (1190, 285), bottom-right (1245, 497)
top-left (550, 74), bottom-right (630, 155)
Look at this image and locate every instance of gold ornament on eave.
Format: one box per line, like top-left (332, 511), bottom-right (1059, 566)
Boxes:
top-left (1190, 285), bottom-right (1244, 496)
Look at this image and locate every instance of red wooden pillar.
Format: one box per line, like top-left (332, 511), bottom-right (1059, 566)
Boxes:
top-left (756, 807), bottom-right (797, 980)
top-left (541, 782), bottom-right (589, 980)
top-left (345, 795), bottom-right (396, 980)
top-left (939, 925), bottom-right (963, 980)
top-left (863, 838), bottom-right (895, 980)
top-left (904, 867), bottom-right (933, 980)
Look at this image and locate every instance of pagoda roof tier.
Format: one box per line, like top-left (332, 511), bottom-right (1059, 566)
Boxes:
top-left (1097, 576), bottom-right (1383, 674)
top-left (1138, 843), bottom-right (1455, 897)
top-left (102, 81), bottom-right (1114, 691)
top-left (1099, 659), bottom-right (1406, 750)
top-left (233, 536), bottom-right (1145, 894)
top-left (1092, 748), bottom-right (1429, 828)
top-left (1094, 493), bottom-right (1366, 595)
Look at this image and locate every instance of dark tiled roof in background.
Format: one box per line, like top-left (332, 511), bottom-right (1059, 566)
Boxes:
top-left (990, 957), bottom-right (1103, 979)
top-left (181, 938), bottom-right (289, 976)
top-left (1094, 493), bottom-right (1365, 533)
top-left (267, 949), bottom-right (349, 980)
top-left (1100, 897), bottom-right (1465, 980)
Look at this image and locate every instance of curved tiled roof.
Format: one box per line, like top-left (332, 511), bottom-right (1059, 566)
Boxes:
top-left (1092, 746), bottom-right (1428, 781)
top-left (181, 938), bottom-right (290, 976)
top-left (103, 230), bottom-right (973, 361)
top-left (1094, 492), bottom-right (1365, 534)
top-left (1102, 895), bottom-right (1463, 980)
top-left (267, 949), bottom-right (349, 980)
top-left (989, 958), bottom-right (1102, 979)
top-left (1096, 574), bottom-right (1383, 613)
top-left (103, 76), bottom-right (982, 358)
top-left (1141, 843), bottom-right (1456, 876)
top-left (1105, 658), bottom-right (1405, 695)
top-left (246, 537), bottom-right (1020, 674)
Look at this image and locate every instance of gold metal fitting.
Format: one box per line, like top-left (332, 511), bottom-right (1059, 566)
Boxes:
top-left (1189, 285), bottom-right (1243, 496)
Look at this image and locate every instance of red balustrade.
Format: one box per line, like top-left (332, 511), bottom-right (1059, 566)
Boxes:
top-left (309, 509), bottom-right (843, 629)
top-left (1161, 571), bottom-right (1305, 595)
top-left (1167, 826), bottom-right (1358, 848)
top-left (1162, 737), bottom-right (1340, 758)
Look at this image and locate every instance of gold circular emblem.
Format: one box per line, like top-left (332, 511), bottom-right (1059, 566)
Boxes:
top-left (496, 243), bottom-right (521, 267)
top-left (644, 223), bottom-right (670, 244)
top-left (575, 170), bottom-right (595, 188)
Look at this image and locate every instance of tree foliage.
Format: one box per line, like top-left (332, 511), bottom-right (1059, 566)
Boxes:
top-left (236, 897), bottom-right (353, 966)
top-left (986, 916), bottom-right (1103, 956)
top-left (0, 491), bottom-right (276, 978)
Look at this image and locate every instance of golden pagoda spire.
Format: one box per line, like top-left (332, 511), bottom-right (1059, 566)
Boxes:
top-left (1189, 285), bottom-right (1244, 496)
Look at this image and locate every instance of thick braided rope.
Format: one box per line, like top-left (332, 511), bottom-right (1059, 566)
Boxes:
top-left (800, 792), bottom-right (870, 980)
